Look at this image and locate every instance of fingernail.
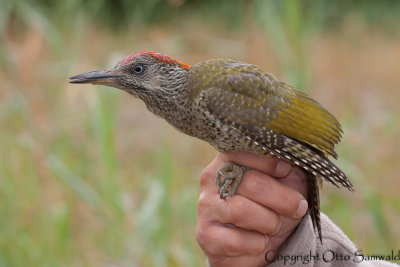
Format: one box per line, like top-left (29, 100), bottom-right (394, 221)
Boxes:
top-left (296, 199), bottom-right (308, 218)
top-left (275, 161), bottom-right (291, 177)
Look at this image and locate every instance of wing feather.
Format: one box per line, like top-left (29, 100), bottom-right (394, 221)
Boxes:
top-left (191, 59), bottom-right (343, 158)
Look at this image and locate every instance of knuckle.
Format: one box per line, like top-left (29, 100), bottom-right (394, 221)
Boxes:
top-left (255, 238), bottom-right (267, 254)
top-left (270, 215), bottom-right (281, 235)
top-left (197, 193), bottom-right (209, 213)
top-left (224, 236), bottom-right (241, 253)
top-left (276, 188), bottom-right (303, 216)
top-left (195, 224), bottom-right (208, 247)
top-left (200, 167), bottom-right (215, 187)
top-left (244, 172), bottom-right (260, 191)
top-left (195, 226), bottom-right (222, 256)
top-left (227, 198), bottom-right (246, 222)
top-left (243, 172), bottom-right (271, 196)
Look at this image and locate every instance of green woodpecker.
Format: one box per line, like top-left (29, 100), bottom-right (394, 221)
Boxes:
top-left (69, 51), bottom-right (354, 241)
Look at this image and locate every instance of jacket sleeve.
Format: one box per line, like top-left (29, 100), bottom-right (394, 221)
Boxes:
top-left (267, 212), bottom-right (399, 267)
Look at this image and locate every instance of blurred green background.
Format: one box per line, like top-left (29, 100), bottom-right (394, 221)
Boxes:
top-left (1, 0), bottom-right (400, 266)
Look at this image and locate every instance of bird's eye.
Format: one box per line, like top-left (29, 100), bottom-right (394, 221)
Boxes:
top-left (133, 64), bottom-right (145, 74)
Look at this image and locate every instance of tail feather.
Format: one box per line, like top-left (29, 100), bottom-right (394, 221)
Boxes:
top-left (280, 137), bottom-right (355, 192)
top-left (308, 173), bottom-right (322, 242)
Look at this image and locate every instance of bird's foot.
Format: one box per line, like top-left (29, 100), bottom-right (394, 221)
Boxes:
top-left (215, 162), bottom-right (250, 199)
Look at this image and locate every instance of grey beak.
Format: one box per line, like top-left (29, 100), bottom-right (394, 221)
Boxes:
top-left (69, 69), bottom-right (122, 86)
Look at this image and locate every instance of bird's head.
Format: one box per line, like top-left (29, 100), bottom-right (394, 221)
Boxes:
top-left (69, 51), bottom-right (191, 103)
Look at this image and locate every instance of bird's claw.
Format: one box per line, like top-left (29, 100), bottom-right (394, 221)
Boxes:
top-left (215, 162), bottom-right (249, 199)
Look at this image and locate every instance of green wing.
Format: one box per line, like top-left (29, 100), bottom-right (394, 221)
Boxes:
top-left (191, 59), bottom-right (343, 158)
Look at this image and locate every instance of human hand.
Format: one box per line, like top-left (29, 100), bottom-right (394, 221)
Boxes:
top-left (195, 152), bottom-right (308, 267)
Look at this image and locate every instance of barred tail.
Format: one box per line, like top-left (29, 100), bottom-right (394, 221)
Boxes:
top-left (281, 137), bottom-right (355, 192)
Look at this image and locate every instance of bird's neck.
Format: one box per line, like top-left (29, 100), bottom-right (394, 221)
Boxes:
top-left (142, 69), bottom-right (192, 121)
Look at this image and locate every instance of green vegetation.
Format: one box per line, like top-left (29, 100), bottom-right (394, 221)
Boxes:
top-left (1, 1), bottom-right (399, 266)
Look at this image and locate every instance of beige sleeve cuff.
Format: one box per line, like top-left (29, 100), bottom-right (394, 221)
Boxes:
top-left (267, 212), bottom-right (399, 267)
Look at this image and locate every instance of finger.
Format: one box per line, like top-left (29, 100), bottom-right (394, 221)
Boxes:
top-left (236, 169), bottom-right (308, 219)
top-left (221, 151), bottom-right (292, 178)
top-left (199, 193), bottom-right (281, 235)
top-left (199, 154), bottom-right (308, 219)
top-left (195, 221), bottom-right (267, 257)
top-left (199, 154), bottom-right (226, 192)
top-left (279, 166), bottom-right (308, 198)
